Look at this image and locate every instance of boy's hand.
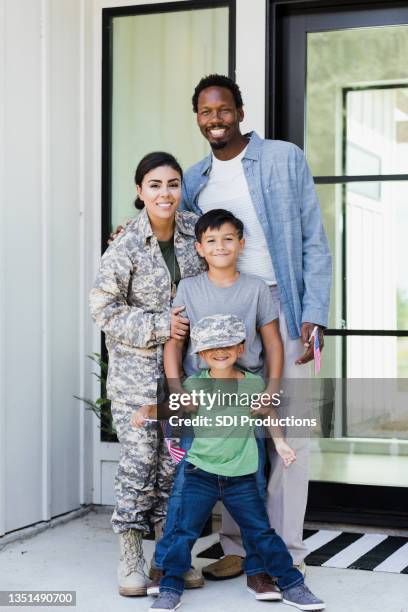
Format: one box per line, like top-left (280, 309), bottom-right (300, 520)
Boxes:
top-left (131, 405), bottom-right (157, 428)
top-left (181, 393), bottom-right (199, 414)
top-left (171, 306), bottom-right (189, 340)
top-left (168, 390), bottom-right (198, 414)
top-left (274, 439), bottom-right (296, 467)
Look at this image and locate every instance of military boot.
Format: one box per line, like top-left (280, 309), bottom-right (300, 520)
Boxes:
top-left (118, 529), bottom-right (147, 596)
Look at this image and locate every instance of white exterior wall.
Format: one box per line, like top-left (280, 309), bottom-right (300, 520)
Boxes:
top-left (0, 0), bottom-right (94, 536)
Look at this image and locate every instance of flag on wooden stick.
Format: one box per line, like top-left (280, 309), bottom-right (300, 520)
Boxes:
top-left (313, 328), bottom-right (321, 375)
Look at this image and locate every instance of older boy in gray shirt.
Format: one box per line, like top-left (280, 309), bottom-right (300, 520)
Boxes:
top-left (152, 210), bottom-right (284, 601)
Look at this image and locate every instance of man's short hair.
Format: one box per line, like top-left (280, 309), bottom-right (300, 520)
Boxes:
top-left (195, 209), bottom-right (244, 242)
top-left (192, 74), bottom-right (243, 113)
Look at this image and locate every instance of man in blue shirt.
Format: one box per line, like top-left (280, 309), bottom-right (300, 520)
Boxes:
top-left (174, 74), bottom-right (332, 585)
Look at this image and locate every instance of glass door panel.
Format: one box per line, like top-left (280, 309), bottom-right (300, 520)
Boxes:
top-left (305, 25), bottom-right (408, 177)
top-left (303, 21), bottom-right (408, 488)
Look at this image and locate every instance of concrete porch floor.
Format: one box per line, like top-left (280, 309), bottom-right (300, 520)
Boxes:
top-left (1, 509), bottom-right (407, 612)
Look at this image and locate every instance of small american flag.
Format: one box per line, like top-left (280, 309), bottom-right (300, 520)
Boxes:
top-left (160, 420), bottom-right (186, 464)
top-left (313, 328), bottom-right (321, 375)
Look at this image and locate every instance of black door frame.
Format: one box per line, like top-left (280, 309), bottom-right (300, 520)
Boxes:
top-left (266, 0), bottom-right (408, 528)
top-left (266, 0), bottom-right (408, 141)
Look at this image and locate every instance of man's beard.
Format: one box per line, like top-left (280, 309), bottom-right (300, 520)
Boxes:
top-left (210, 140), bottom-right (228, 150)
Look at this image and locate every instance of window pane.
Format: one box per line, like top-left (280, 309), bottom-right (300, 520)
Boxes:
top-left (347, 337), bottom-right (408, 381)
top-left (310, 334), bottom-right (408, 382)
top-left (316, 181), bottom-right (408, 331)
top-left (111, 8), bottom-right (229, 229)
top-left (309, 374), bottom-right (408, 486)
top-left (310, 437), bottom-right (408, 487)
top-left (346, 181), bottom-right (408, 331)
top-left (306, 26), bottom-right (408, 177)
top-left (346, 88), bottom-right (408, 177)
top-left (398, 337), bottom-right (408, 378)
top-left (309, 371), bottom-right (408, 486)
top-left (315, 184), bottom-right (343, 330)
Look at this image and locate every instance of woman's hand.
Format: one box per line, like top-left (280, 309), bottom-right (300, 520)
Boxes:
top-left (131, 405), bottom-right (157, 428)
top-left (171, 306), bottom-right (189, 340)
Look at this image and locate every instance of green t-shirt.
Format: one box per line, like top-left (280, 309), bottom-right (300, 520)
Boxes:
top-left (183, 370), bottom-right (265, 477)
top-left (158, 237), bottom-right (181, 287)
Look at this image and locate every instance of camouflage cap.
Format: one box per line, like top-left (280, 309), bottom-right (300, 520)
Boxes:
top-left (190, 314), bottom-right (246, 354)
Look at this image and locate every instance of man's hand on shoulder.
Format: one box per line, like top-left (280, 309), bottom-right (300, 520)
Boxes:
top-left (295, 323), bottom-right (324, 365)
top-left (107, 219), bottom-right (132, 245)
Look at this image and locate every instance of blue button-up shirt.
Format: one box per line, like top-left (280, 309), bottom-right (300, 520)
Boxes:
top-left (181, 131), bottom-right (332, 339)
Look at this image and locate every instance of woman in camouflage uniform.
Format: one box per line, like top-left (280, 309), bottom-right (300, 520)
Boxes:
top-left (89, 152), bottom-right (204, 597)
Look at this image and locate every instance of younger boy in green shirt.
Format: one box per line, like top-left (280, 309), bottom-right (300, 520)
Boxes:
top-left (149, 314), bottom-right (325, 612)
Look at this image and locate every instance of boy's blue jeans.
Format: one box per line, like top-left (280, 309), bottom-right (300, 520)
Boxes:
top-left (154, 433), bottom-right (267, 569)
top-left (160, 463), bottom-right (304, 594)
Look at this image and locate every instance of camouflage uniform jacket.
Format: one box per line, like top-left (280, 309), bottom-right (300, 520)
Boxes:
top-left (89, 208), bottom-right (205, 405)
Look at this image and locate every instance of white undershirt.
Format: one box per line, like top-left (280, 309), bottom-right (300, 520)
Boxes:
top-left (198, 147), bottom-right (276, 285)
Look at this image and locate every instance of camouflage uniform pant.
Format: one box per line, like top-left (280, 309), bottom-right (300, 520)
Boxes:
top-left (110, 401), bottom-right (176, 535)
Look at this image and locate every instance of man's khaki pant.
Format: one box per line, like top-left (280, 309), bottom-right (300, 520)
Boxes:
top-left (220, 287), bottom-right (311, 565)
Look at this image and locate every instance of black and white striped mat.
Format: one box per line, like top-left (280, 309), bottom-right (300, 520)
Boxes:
top-left (197, 530), bottom-right (408, 574)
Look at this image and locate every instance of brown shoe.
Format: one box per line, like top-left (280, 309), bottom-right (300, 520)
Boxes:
top-left (148, 565), bottom-right (204, 594)
top-left (183, 567), bottom-right (204, 589)
top-left (202, 555), bottom-right (244, 581)
top-left (247, 573), bottom-right (282, 601)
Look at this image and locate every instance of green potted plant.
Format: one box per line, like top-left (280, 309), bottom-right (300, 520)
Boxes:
top-left (75, 353), bottom-right (117, 441)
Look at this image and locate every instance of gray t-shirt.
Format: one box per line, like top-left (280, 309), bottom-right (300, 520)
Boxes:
top-left (173, 272), bottom-right (279, 376)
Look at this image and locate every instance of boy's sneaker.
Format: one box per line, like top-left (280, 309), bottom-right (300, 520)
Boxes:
top-left (247, 573), bottom-right (282, 601)
top-left (282, 583), bottom-right (325, 611)
top-left (149, 591), bottom-right (181, 612)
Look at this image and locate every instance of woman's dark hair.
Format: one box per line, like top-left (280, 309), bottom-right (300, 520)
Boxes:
top-left (134, 151), bottom-right (183, 210)
top-left (192, 74), bottom-right (243, 113)
top-left (195, 209), bottom-right (244, 242)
